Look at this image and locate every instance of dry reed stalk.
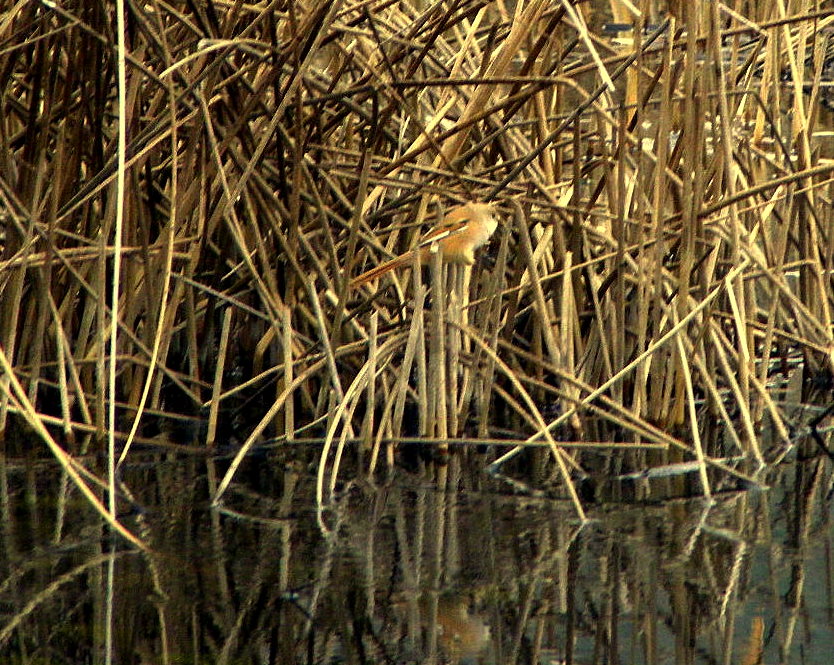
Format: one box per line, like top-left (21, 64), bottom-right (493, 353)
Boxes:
top-left (0, 262), bottom-right (26, 438)
top-left (373, 273), bottom-right (427, 470)
top-left (3, 1), bottom-right (834, 529)
top-left (317, 332), bottom-right (410, 527)
top-left (428, 244), bottom-right (449, 443)
top-left (0, 342), bottom-right (146, 549)
top-left (738, 616), bottom-right (765, 665)
top-left (474, 219), bottom-right (509, 438)
top-left (205, 307), bottom-right (233, 448)
top-left (559, 0), bottom-right (615, 92)
top-left (439, 0), bottom-right (548, 165)
top-left (492, 257), bottom-right (751, 456)
top-left (213, 357), bottom-right (329, 504)
top-left (447, 266), bottom-right (462, 438)
top-left (458, 323), bottom-right (586, 519)
top-left (672, 326), bottom-right (711, 497)
top-left (280, 303), bottom-right (296, 438)
top-left (360, 311), bottom-right (378, 450)
top-left (512, 200), bottom-right (562, 368)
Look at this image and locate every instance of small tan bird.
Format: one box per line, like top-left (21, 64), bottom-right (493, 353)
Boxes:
top-left (350, 202), bottom-right (498, 288)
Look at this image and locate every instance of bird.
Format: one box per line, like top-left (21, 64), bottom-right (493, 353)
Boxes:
top-left (350, 202), bottom-right (498, 288)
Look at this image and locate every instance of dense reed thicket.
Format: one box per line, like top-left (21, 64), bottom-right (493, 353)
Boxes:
top-left (1, 1), bottom-right (833, 527)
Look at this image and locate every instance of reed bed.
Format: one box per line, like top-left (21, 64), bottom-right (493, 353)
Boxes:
top-left (1, 1), bottom-right (834, 537)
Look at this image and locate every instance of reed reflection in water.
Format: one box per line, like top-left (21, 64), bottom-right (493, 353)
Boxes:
top-left (1, 445), bottom-right (832, 664)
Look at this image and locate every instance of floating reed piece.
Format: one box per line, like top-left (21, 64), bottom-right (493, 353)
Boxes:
top-left (1, 2), bottom-right (833, 522)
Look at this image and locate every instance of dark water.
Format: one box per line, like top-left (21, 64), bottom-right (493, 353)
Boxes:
top-left (1, 439), bottom-right (832, 664)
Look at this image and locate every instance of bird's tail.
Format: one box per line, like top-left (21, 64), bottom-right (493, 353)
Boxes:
top-left (350, 252), bottom-right (418, 288)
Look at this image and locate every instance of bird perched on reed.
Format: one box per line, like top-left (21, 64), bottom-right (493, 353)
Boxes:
top-left (350, 202), bottom-right (498, 288)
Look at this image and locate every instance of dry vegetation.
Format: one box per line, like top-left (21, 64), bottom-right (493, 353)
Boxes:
top-left (1, 1), bottom-right (834, 534)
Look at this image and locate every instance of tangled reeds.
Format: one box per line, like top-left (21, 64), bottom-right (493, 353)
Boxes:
top-left (1, 1), bottom-right (833, 538)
